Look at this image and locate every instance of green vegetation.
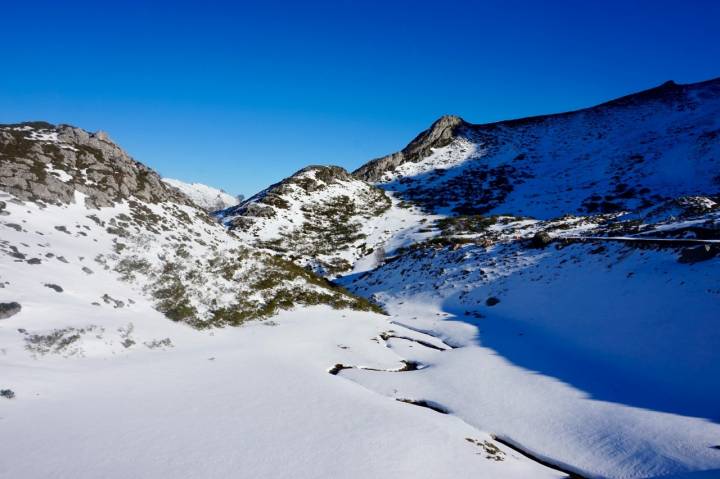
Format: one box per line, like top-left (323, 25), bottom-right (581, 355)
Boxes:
top-left (436, 215), bottom-right (498, 236)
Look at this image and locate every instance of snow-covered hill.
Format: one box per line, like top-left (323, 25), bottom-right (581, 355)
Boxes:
top-left (0, 122), bottom-right (378, 334)
top-left (216, 77), bottom-right (720, 477)
top-left (334, 78), bottom-right (720, 478)
top-left (162, 177), bottom-right (238, 211)
top-left (218, 165), bottom-right (438, 276)
top-left (356, 78), bottom-right (720, 219)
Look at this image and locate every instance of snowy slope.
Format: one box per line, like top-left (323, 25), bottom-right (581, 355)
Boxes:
top-left (341, 226), bottom-right (720, 478)
top-left (330, 78), bottom-right (720, 478)
top-left (1, 122), bottom-right (568, 478)
top-left (356, 78), bottom-right (720, 219)
top-left (162, 177), bottom-right (238, 211)
top-left (0, 306), bottom-right (566, 479)
top-left (0, 122), bottom-right (379, 330)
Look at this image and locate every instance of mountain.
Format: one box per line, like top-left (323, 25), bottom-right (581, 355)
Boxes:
top-left (355, 79), bottom-right (720, 219)
top-left (0, 122), bottom-right (378, 334)
top-left (2, 78), bottom-right (720, 479)
top-left (336, 79), bottom-right (720, 478)
top-left (222, 78), bottom-right (720, 478)
top-left (0, 122), bottom-right (562, 479)
top-left (217, 165), bottom-right (436, 276)
top-left (162, 178), bottom-right (239, 211)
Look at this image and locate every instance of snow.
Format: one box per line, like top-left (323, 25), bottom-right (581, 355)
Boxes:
top-left (0, 188), bottom-right (568, 478)
top-left (23, 128), bottom-right (79, 151)
top-left (341, 239), bottom-right (720, 478)
top-left (0, 230), bottom-right (563, 479)
top-left (45, 164), bottom-right (73, 183)
top-left (162, 178), bottom-right (238, 211)
top-left (3, 79), bottom-right (720, 478)
top-left (0, 309), bottom-right (566, 479)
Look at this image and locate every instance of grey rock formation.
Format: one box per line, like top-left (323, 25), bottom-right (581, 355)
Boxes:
top-left (353, 115), bottom-right (466, 181)
top-left (0, 302), bottom-right (21, 319)
top-left (0, 123), bottom-right (192, 208)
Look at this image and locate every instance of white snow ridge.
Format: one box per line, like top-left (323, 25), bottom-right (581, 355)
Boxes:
top-left (1, 78), bottom-right (720, 479)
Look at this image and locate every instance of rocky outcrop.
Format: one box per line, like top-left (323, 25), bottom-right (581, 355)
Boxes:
top-left (353, 115), bottom-right (467, 182)
top-left (529, 231), bottom-right (553, 249)
top-left (0, 122), bottom-right (191, 208)
top-left (0, 302), bottom-right (21, 319)
top-left (218, 164), bottom-right (393, 277)
top-left (222, 165), bottom-right (375, 221)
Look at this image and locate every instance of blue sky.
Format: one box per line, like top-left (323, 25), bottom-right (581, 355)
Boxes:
top-left (1, 0), bottom-right (719, 196)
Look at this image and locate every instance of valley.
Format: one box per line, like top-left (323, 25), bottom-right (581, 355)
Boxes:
top-left (1, 78), bottom-right (719, 479)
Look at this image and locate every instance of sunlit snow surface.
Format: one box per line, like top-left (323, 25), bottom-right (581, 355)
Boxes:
top-left (0, 191), bottom-right (562, 479)
top-left (2, 188), bottom-right (719, 478)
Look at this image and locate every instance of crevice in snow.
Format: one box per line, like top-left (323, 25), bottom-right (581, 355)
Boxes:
top-left (395, 398), bottom-right (450, 414)
top-left (491, 435), bottom-right (589, 479)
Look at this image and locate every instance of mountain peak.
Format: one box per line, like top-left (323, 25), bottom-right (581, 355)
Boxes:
top-left (430, 114), bottom-right (465, 128)
top-left (353, 115), bottom-right (467, 181)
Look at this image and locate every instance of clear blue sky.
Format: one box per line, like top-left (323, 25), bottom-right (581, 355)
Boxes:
top-left (1, 0), bottom-right (719, 196)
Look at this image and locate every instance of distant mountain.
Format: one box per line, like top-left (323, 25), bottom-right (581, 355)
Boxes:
top-left (162, 178), bottom-right (239, 212)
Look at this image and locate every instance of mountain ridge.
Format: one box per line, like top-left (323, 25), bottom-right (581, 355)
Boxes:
top-left (354, 77), bottom-right (720, 186)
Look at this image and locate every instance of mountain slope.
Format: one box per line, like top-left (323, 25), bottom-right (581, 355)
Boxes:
top-left (0, 122), bottom-right (567, 479)
top-left (3, 77), bottom-right (720, 479)
top-left (162, 177), bottom-right (238, 211)
top-left (355, 78), bottom-right (720, 219)
top-left (333, 78), bottom-right (720, 478)
top-left (0, 122), bottom-right (379, 337)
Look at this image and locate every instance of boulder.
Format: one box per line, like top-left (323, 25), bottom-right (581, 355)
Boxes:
top-left (529, 231), bottom-right (553, 248)
top-left (0, 302), bottom-right (21, 319)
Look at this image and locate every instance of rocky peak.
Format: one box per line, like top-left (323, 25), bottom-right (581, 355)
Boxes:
top-left (353, 115), bottom-right (467, 182)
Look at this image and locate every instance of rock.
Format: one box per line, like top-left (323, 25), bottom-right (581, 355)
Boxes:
top-left (0, 389), bottom-right (15, 399)
top-left (0, 302), bottom-right (21, 319)
top-left (678, 244), bottom-right (719, 264)
top-left (529, 231), bottom-right (553, 248)
top-left (92, 130), bottom-right (111, 142)
top-left (0, 122), bottom-right (193, 208)
top-left (354, 115), bottom-right (467, 181)
top-left (486, 297), bottom-right (500, 306)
